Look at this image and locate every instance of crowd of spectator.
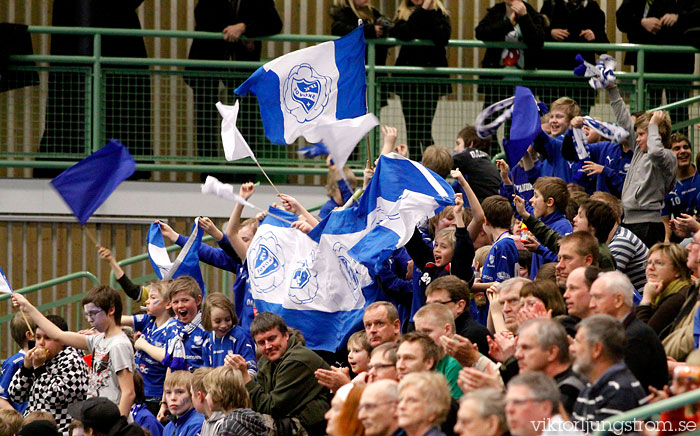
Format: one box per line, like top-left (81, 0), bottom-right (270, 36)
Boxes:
top-left (3, 0), bottom-right (700, 436)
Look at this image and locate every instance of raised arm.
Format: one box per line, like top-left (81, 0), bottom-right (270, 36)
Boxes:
top-left (11, 293), bottom-right (87, 350)
top-left (226, 182), bottom-right (256, 261)
top-left (451, 168), bottom-right (485, 242)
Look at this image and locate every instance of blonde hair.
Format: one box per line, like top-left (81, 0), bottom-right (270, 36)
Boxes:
top-left (396, 0), bottom-right (448, 21)
top-left (414, 303), bottom-right (456, 333)
top-left (474, 245), bottom-right (492, 270)
top-left (635, 111), bottom-right (672, 147)
top-left (434, 227), bottom-right (456, 249)
top-left (333, 0), bottom-right (375, 22)
top-left (648, 242), bottom-right (691, 281)
top-left (190, 367), bottom-right (214, 395)
top-left (203, 365), bottom-right (251, 412)
top-left (326, 166), bottom-right (358, 197)
top-left (164, 370), bottom-right (194, 391)
top-left (550, 97), bottom-right (581, 121)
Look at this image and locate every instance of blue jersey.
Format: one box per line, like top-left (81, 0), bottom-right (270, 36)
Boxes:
top-left (163, 317), bottom-right (207, 371)
top-left (132, 403), bottom-right (163, 436)
top-left (133, 314), bottom-right (175, 399)
top-left (236, 261), bottom-right (255, 335)
top-left (663, 173), bottom-right (700, 218)
top-left (163, 407), bottom-right (204, 436)
top-left (201, 326), bottom-right (257, 374)
top-left (319, 179), bottom-right (354, 219)
top-left (481, 236), bottom-right (520, 283)
top-left (530, 210), bottom-right (572, 279)
top-left (588, 141), bottom-right (632, 197)
top-left (0, 350), bottom-right (27, 413)
top-left (536, 130), bottom-right (593, 189)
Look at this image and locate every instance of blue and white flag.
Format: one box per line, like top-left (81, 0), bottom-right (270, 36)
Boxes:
top-left (247, 206), bottom-right (381, 351)
top-left (147, 219), bottom-right (206, 295)
top-left (0, 266), bottom-right (12, 295)
top-left (475, 86), bottom-right (542, 167)
top-left (246, 154), bottom-right (454, 351)
top-left (573, 54), bottom-right (616, 90)
top-left (235, 26), bottom-right (379, 171)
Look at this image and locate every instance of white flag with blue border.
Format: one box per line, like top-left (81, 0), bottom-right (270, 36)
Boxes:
top-left (246, 154), bottom-right (454, 351)
top-left (147, 219), bottom-right (206, 296)
top-left (235, 26), bottom-right (378, 171)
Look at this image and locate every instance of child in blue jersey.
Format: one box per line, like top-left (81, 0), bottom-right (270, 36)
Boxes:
top-left (563, 116), bottom-right (633, 197)
top-left (0, 312), bottom-right (34, 413)
top-left (474, 196), bottom-right (520, 291)
top-left (524, 177), bottom-right (573, 278)
top-left (534, 97), bottom-right (592, 190)
top-left (131, 371), bottom-right (163, 436)
top-left (162, 371), bottom-right (205, 436)
top-left (122, 280), bottom-right (174, 415)
top-left (200, 293), bottom-right (257, 375)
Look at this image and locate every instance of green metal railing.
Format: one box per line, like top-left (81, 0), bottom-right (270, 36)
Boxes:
top-left (2, 27), bottom-right (699, 175)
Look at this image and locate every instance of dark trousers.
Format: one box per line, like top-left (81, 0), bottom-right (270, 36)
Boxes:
top-left (395, 83), bottom-right (442, 160)
top-left (624, 221), bottom-right (665, 249)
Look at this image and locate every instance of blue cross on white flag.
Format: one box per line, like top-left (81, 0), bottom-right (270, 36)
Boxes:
top-left (235, 26), bottom-right (379, 171)
top-left (147, 219), bottom-right (206, 296)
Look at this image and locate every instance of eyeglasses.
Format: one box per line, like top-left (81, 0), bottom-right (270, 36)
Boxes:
top-left (85, 309), bottom-right (104, 319)
top-left (358, 400), bottom-right (397, 412)
top-left (367, 363), bottom-right (395, 372)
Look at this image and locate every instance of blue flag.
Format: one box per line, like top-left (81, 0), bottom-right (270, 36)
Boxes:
top-left (235, 26), bottom-right (378, 171)
top-left (297, 143), bottom-right (330, 159)
top-left (50, 140), bottom-right (136, 225)
top-left (147, 219), bottom-right (206, 296)
top-left (504, 86), bottom-right (541, 168)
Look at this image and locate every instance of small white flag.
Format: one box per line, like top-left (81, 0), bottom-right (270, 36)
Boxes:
top-left (0, 266), bottom-right (13, 294)
top-left (201, 176), bottom-right (256, 209)
top-left (216, 101), bottom-right (257, 162)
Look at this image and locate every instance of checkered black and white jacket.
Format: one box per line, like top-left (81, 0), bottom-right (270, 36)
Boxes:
top-left (8, 347), bottom-right (88, 436)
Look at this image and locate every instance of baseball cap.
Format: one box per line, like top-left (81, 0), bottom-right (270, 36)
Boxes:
top-left (68, 397), bottom-right (121, 433)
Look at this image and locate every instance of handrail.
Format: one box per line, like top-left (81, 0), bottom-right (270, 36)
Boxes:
top-left (6, 26), bottom-right (700, 172)
top-left (592, 388), bottom-right (700, 436)
top-left (20, 26), bottom-right (700, 54)
top-left (0, 271), bottom-right (99, 303)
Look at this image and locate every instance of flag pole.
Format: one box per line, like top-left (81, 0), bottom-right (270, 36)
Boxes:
top-left (366, 136), bottom-right (373, 169)
top-left (83, 225), bottom-right (99, 246)
top-left (253, 160), bottom-right (282, 197)
top-left (18, 307), bottom-right (34, 337)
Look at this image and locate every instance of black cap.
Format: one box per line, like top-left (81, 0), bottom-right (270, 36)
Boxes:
top-left (68, 397), bottom-right (121, 433)
top-left (18, 420), bottom-right (60, 436)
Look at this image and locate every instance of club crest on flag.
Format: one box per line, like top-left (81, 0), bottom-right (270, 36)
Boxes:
top-left (289, 255), bottom-right (319, 305)
top-left (249, 232), bottom-right (285, 293)
top-left (285, 64), bottom-right (331, 122)
top-left (333, 242), bottom-right (361, 296)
